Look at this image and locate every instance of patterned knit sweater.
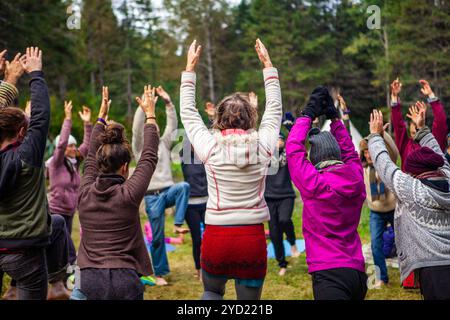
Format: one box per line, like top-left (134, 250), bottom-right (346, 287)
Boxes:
top-left (368, 127), bottom-right (450, 282)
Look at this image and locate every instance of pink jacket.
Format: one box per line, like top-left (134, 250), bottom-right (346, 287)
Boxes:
top-left (48, 119), bottom-right (92, 215)
top-left (286, 117), bottom-right (366, 274)
top-left (391, 99), bottom-right (448, 171)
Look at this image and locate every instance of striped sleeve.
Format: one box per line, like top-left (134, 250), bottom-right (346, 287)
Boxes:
top-left (0, 80), bottom-right (19, 108)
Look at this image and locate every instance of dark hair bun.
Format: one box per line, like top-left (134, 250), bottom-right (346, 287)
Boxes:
top-left (101, 123), bottom-right (126, 144)
top-left (308, 127), bottom-right (321, 138)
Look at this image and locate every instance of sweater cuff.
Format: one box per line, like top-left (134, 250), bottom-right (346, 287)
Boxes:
top-left (427, 96), bottom-right (439, 103)
top-left (181, 71), bottom-right (196, 85)
top-left (0, 80), bottom-right (19, 108)
top-left (263, 67), bottom-right (279, 82)
top-left (413, 126), bottom-right (431, 143)
top-left (367, 133), bottom-right (382, 141)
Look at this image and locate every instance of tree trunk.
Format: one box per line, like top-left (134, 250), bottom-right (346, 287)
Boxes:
top-left (204, 12), bottom-right (215, 102)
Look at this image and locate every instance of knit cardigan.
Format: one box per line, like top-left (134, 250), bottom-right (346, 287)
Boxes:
top-left (180, 68), bottom-right (282, 226)
top-left (368, 127), bottom-right (450, 282)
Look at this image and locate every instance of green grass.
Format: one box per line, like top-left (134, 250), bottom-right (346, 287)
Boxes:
top-left (1, 197), bottom-right (421, 300)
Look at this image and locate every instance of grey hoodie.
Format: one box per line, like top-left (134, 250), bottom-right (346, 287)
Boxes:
top-left (368, 127), bottom-right (450, 282)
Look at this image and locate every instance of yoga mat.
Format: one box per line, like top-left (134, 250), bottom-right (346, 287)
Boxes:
top-left (267, 239), bottom-right (305, 259)
top-left (144, 236), bottom-right (176, 253)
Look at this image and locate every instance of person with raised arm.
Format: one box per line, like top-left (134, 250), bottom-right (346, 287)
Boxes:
top-left (75, 85), bottom-right (159, 300)
top-left (180, 39), bottom-right (282, 300)
top-left (46, 101), bottom-right (92, 266)
top-left (286, 87), bottom-right (367, 300)
top-left (368, 107), bottom-right (450, 300)
top-left (0, 47), bottom-right (70, 300)
top-left (0, 50), bottom-right (22, 108)
top-left (132, 85), bottom-right (189, 286)
top-left (390, 78), bottom-right (448, 170)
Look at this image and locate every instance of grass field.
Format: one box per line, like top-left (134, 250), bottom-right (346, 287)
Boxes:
top-left (1, 196), bottom-right (422, 300)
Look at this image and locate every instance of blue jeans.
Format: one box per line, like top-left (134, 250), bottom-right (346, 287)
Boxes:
top-left (144, 182), bottom-right (190, 276)
top-left (370, 210), bottom-right (394, 283)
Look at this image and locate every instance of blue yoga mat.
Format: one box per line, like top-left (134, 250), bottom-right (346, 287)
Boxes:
top-left (144, 237), bottom-right (176, 253)
top-left (267, 239), bottom-right (305, 259)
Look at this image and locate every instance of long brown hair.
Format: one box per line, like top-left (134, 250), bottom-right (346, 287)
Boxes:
top-left (96, 122), bottom-right (131, 174)
top-left (0, 107), bottom-right (28, 145)
top-left (212, 93), bottom-right (258, 131)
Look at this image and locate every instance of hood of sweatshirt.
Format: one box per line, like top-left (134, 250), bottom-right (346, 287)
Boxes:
top-left (213, 129), bottom-right (261, 169)
top-left (320, 163), bottom-right (366, 200)
top-left (93, 174), bottom-right (126, 199)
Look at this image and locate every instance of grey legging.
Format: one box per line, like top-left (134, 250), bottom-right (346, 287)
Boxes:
top-left (201, 270), bottom-right (264, 300)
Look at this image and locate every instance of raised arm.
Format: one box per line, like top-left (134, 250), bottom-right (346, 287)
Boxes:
top-left (0, 51), bottom-right (23, 108)
top-left (80, 87), bottom-right (109, 192)
top-left (52, 101), bottom-right (73, 166)
top-left (286, 116), bottom-right (326, 199)
top-left (180, 40), bottom-right (215, 162)
top-left (255, 39), bottom-right (282, 157)
top-left (389, 78), bottom-right (410, 158)
top-left (368, 110), bottom-right (413, 203)
top-left (125, 85), bottom-right (160, 203)
top-left (77, 106), bottom-right (93, 158)
top-left (157, 86), bottom-right (178, 148)
top-left (419, 80), bottom-right (448, 152)
top-left (17, 48), bottom-right (50, 168)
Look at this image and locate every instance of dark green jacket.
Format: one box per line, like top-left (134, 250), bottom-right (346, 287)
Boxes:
top-left (0, 71), bottom-right (51, 248)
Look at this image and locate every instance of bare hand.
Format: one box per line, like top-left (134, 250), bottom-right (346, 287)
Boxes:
top-left (369, 109), bottom-right (385, 135)
top-left (0, 50), bottom-right (6, 75)
top-left (390, 78), bottom-right (402, 103)
top-left (98, 86), bottom-right (111, 119)
top-left (337, 94), bottom-right (347, 111)
top-left (136, 85), bottom-right (158, 118)
top-left (64, 101), bottom-right (73, 120)
top-left (25, 100), bottom-right (31, 117)
top-left (4, 53), bottom-right (25, 85)
top-left (156, 86), bottom-right (172, 105)
top-left (255, 39), bottom-right (273, 68)
top-left (186, 40), bottom-right (202, 72)
top-left (20, 47), bottom-right (42, 73)
top-left (249, 92), bottom-right (258, 109)
top-left (419, 79), bottom-right (435, 98)
top-left (79, 106), bottom-right (92, 123)
top-left (205, 102), bottom-right (216, 118)
top-left (406, 101), bottom-right (426, 130)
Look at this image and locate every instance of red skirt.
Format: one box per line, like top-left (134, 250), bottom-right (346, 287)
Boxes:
top-left (200, 224), bottom-right (267, 280)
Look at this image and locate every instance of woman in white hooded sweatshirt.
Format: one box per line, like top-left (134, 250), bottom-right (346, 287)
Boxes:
top-left (180, 39), bottom-right (282, 300)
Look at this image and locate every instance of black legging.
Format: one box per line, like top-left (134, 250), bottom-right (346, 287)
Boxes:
top-left (266, 197), bottom-right (296, 268)
top-left (185, 203), bottom-right (206, 270)
top-left (59, 214), bottom-right (77, 265)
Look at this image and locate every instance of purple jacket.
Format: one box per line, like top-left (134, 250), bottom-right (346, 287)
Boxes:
top-left (286, 117), bottom-right (366, 273)
top-left (48, 119), bottom-right (92, 216)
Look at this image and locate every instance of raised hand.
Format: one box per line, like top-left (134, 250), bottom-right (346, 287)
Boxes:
top-left (337, 94), bottom-right (347, 111)
top-left (20, 47), bottom-right (42, 73)
top-left (156, 86), bottom-right (172, 105)
top-left (186, 40), bottom-right (202, 72)
top-left (205, 102), bottom-right (216, 118)
top-left (4, 53), bottom-right (25, 86)
top-left (98, 86), bottom-right (111, 120)
top-left (25, 100), bottom-right (31, 118)
top-left (249, 92), bottom-right (258, 109)
top-left (255, 38), bottom-right (273, 68)
top-left (390, 78), bottom-right (402, 103)
top-left (79, 106), bottom-right (92, 123)
top-left (369, 109), bottom-right (385, 135)
top-left (0, 50), bottom-right (6, 75)
top-left (419, 79), bottom-right (435, 98)
top-left (64, 101), bottom-right (73, 120)
top-left (406, 101), bottom-right (426, 130)
top-left (136, 85), bottom-right (158, 122)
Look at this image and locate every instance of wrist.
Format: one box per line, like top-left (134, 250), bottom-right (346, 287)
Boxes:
top-left (186, 65), bottom-right (195, 72)
top-left (264, 62), bottom-right (273, 68)
top-left (4, 75), bottom-right (19, 86)
top-left (428, 92), bottom-right (436, 99)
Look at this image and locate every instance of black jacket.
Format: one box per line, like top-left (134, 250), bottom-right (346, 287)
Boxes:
top-left (265, 148), bottom-right (296, 200)
top-left (0, 71), bottom-right (52, 248)
top-left (180, 138), bottom-right (208, 198)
